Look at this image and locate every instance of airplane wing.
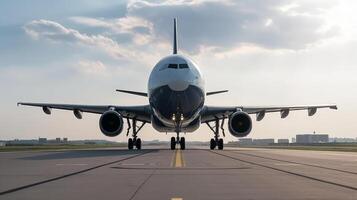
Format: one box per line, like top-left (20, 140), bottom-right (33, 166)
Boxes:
top-left (201, 104), bottom-right (337, 123)
top-left (17, 102), bottom-right (152, 123)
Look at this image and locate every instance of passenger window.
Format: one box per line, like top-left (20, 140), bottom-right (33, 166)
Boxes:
top-left (179, 64), bottom-right (189, 69)
top-left (168, 64), bottom-right (178, 69)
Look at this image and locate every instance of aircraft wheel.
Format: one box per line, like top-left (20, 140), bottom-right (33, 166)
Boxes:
top-left (218, 138), bottom-right (224, 150)
top-left (128, 138), bottom-right (134, 150)
top-left (180, 137), bottom-right (185, 150)
top-left (170, 137), bottom-right (176, 150)
top-left (210, 138), bottom-right (216, 150)
top-left (136, 138), bottom-right (142, 150)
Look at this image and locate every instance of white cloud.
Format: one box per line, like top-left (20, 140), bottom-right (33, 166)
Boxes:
top-left (70, 16), bottom-right (154, 45)
top-left (76, 60), bottom-right (108, 75)
top-left (70, 17), bottom-right (112, 28)
top-left (126, 0), bottom-right (339, 52)
top-left (24, 19), bottom-right (133, 59)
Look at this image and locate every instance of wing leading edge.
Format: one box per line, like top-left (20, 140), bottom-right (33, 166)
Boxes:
top-left (17, 102), bottom-right (152, 123)
top-left (201, 104), bottom-right (337, 123)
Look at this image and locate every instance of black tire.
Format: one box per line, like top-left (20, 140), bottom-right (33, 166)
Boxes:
top-left (218, 138), bottom-right (224, 150)
top-left (136, 138), bottom-right (142, 150)
top-left (210, 138), bottom-right (216, 150)
top-left (180, 137), bottom-right (185, 150)
top-left (170, 137), bottom-right (176, 150)
top-left (128, 138), bottom-right (134, 150)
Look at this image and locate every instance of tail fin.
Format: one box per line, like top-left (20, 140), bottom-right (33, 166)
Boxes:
top-left (173, 18), bottom-right (178, 54)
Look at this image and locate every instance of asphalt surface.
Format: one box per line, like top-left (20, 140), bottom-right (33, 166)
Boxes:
top-left (1, 146), bottom-right (357, 200)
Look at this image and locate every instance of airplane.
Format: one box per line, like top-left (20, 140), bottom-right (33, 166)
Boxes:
top-left (18, 18), bottom-right (337, 150)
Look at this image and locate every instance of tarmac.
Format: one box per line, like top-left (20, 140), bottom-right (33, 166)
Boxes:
top-left (1, 146), bottom-right (357, 200)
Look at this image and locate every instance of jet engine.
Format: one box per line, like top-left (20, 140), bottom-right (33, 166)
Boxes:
top-left (228, 111), bottom-right (252, 137)
top-left (99, 111), bottom-right (124, 137)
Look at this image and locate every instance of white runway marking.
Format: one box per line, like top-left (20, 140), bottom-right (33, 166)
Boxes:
top-left (120, 163), bottom-right (145, 166)
top-left (273, 163), bottom-right (301, 166)
top-left (56, 164), bottom-right (88, 166)
top-left (321, 153), bottom-right (357, 157)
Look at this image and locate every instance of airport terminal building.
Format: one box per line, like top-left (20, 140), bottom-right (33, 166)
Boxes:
top-left (296, 133), bottom-right (329, 144)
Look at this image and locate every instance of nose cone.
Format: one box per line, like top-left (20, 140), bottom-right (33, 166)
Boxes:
top-left (168, 80), bottom-right (190, 91)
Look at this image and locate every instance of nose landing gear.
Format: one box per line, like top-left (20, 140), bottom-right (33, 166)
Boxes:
top-left (170, 132), bottom-right (185, 150)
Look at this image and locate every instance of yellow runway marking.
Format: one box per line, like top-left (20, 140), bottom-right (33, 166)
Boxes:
top-left (172, 149), bottom-right (185, 168)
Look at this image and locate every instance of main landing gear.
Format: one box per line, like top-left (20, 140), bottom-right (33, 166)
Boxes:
top-left (206, 118), bottom-right (225, 150)
top-left (126, 118), bottom-right (146, 150)
top-left (170, 132), bottom-right (185, 150)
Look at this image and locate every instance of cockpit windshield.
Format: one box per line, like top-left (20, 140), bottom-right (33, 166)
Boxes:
top-left (159, 63), bottom-right (190, 71)
top-left (179, 64), bottom-right (189, 69)
top-left (168, 64), bottom-right (178, 69)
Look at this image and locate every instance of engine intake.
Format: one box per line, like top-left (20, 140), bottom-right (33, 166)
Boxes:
top-left (228, 111), bottom-right (252, 137)
top-left (99, 111), bottom-right (123, 137)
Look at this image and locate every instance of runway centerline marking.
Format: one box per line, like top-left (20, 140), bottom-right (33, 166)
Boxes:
top-left (172, 149), bottom-right (185, 168)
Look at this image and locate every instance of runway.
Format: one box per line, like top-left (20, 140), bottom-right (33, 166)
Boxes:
top-left (1, 147), bottom-right (357, 200)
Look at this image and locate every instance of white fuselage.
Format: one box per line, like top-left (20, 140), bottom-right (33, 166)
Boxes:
top-left (148, 54), bottom-right (205, 132)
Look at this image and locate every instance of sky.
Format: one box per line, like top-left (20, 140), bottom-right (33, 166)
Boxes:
top-left (1, 0), bottom-right (357, 142)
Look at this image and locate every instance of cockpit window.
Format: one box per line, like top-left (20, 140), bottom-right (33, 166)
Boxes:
top-left (168, 64), bottom-right (178, 69)
top-left (179, 64), bottom-right (189, 69)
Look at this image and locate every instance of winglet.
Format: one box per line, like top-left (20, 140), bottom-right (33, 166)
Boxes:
top-left (173, 18), bottom-right (178, 54)
top-left (329, 105), bottom-right (338, 110)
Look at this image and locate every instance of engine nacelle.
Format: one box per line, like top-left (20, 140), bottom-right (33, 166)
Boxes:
top-left (228, 111), bottom-right (252, 137)
top-left (99, 111), bottom-right (124, 137)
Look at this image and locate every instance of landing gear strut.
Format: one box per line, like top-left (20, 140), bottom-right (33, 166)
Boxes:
top-left (206, 118), bottom-right (225, 150)
top-left (171, 131), bottom-right (185, 150)
top-left (126, 118), bottom-right (145, 150)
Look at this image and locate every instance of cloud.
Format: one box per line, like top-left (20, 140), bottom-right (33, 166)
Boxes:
top-left (125, 0), bottom-right (339, 52)
top-left (24, 19), bottom-right (132, 59)
top-left (76, 60), bottom-right (108, 75)
top-left (22, 1), bottom-right (342, 60)
top-left (70, 16), bottom-right (154, 45)
top-left (23, 1), bottom-right (340, 58)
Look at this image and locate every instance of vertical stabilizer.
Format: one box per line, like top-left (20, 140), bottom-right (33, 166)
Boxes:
top-left (173, 18), bottom-right (178, 54)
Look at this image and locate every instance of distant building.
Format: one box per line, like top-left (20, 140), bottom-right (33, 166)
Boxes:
top-left (7, 139), bottom-right (38, 145)
top-left (253, 139), bottom-right (274, 145)
top-left (296, 133), bottom-right (328, 144)
top-left (63, 138), bottom-right (68, 142)
top-left (277, 139), bottom-right (289, 144)
top-left (238, 138), bottom-right (253, 145)
top-left (291, 138), bottom-right (296, 143)
top-left (38, 138), bottom-right (47, 144)
top-left (55, 138), bottom-right (61, 143)
top-left (0, 141), bottom-right (6, 146)
top-left (329, 137), bottom-right (357, 143)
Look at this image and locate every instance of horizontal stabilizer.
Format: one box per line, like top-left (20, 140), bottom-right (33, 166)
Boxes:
top-left (116, 89), bottom-right (147, 97)
top-left (206, 90), bottom-right (228, 96)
